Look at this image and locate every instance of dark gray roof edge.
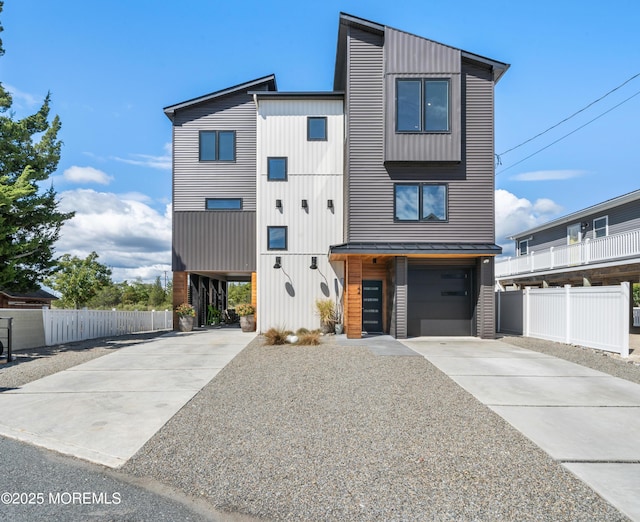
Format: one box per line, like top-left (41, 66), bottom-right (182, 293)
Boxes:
top-left (163, 74), bottom-right (277, 118)
top-left (329, 242), bottom-right (502, 255)
top-left (339, 12), bottom-right (385, 34)
top-left (509, 188), bottom-right (640, 240)
top-left (251, 91), bottom-right (344, 99)
top-left (0, 288), bottom-right (58, 299)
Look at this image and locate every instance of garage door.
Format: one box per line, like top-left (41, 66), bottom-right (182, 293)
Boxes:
top-left (407, 267), bottom-right (472, 336)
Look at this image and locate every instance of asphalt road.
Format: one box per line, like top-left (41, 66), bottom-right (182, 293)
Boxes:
top-left (0, 436), bottom-right (245, 522)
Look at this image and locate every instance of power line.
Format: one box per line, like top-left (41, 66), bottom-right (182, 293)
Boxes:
top-left (495, 72), bottom-right (640, 164)
top-left (496, 87), bottom-right (640, 175)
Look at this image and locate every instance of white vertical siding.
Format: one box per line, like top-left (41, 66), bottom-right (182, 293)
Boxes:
top-left (256, 98), bottom-right (345, 332)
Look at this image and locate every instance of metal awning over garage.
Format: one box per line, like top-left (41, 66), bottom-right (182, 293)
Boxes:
top-left (329, 242), bottom-right (502, 258)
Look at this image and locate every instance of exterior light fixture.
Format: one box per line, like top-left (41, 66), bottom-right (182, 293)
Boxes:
top-left (310, 256), bottom-right (318, 270)
top-left (273, 256), bottom-right (281, 269)
top-left (302, 199), bottom-right (308, 209)
top-left (327, 199), bottom-right (334, 209)
top-left (482, 258), bottom-right (490, 264)
top-left (276, 199), bottom-right (282, 209)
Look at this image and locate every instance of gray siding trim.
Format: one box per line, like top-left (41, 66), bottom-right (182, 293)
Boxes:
top-left (173, 90), bottom-right (257, 212)
top-left (346, 31), bottom-right (496, 243)
top-left (395, 256), bottom-right (408, 339)
top-left (384, 28), bottom-right (462, 162)
top-left (173, 211), bottom-right (256, 272)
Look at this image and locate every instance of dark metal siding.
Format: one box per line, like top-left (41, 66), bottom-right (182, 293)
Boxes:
top-left (346, 40), bottom-right (496, 243)
top-left (477, 257), bottom-right (496, 339)
top-left (516, 199), bottom-right (640, 253)
top-left (384, 28), bottom-right (462, 162)
top-left (173, 211), bottom-right (256, 272)
top-left (173, 90), bottom-right (257, 212)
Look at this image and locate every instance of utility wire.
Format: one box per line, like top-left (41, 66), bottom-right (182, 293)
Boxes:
top-left (496, 87), bottom-right (640, 175)
top-left (495, 72), bottom-right (640, 164)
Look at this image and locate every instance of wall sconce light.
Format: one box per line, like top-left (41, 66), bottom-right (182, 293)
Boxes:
top-left (310, 256), bottom-right (318, 270)
top-left (482, 257), bottom-right (490, 264)
top-left (275, 199), bottom-right (282, 209)
top-left (581, 221), bottom-right (589, 230)
top-left (301, 199), bottom-right (308, 209)
top-left (273, 256), bottom-right (281, 269)
top-left (327, 199), bottom-right (334, 209)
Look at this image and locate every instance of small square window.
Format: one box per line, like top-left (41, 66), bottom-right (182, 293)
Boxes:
top-left (267, 226), bottom-right (287, 250)
top-left (199, 130), bottom-right (235, 161)
top-left (268, 157), bottom-right (287, 181)
top-left (519, 240), bottom-right (528, 256)
top-left (307, 117), bottom-right (327, 141)
top-left (593, 216), bottom-right (608, 238)
top-left (394, 183), bottom-right (447, 221)
top-left (206, 198), bottom-right (242, 210)
top-left (396, 79), bottom-right (450, 133)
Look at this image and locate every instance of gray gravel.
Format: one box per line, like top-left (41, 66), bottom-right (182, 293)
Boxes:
top-left (122, 338), bottom-right (628, 521)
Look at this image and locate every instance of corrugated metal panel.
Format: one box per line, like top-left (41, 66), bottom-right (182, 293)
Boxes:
top-left (173, 211), bottom-right (256, 272)
top-left (256, 254), bottom-right (342, 332)
top-left (384, 28), bottom-right (462, 162)
top-left (478, 257), bottom-right (496, 338)
top-left (173, 90), bottom-right (257, 211)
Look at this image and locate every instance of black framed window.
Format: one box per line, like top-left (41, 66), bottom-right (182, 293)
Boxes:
top-left (205, 198), bottom-right (242, 210)
top-left (267, 226), bottom-right (287, 250)
top-left (307, 117), bottom-right (327, 141)
top-left (593, 216), bottom-right (608, 238)
top-left (394, 183), bottom-right (447, 222)
top-left (199, 130), bottom-right (235, 161)
top-left (396, 79), bottom-right (450, 133)
top-left (519, 240), bottom-right (529, 256)
top-left (267, 157), bottom-right (287, 181)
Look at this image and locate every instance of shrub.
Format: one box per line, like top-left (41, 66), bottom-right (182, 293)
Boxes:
top-left (235, 303), bottom-right (255, 316)
top-left (314, 298), bottom-right (335, 326)
top-left (297, 331), bottom-right (320, 346)
top-left (263, 327), bottom-right (289, 345)
top-left (175, 303), bottom-right (195, 317)
top-left (296, 327), bottom-right (310, 335)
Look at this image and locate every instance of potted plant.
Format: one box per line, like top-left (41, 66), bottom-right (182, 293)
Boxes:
top-left (332, 309), bottom-right (344, 335)
top-left (236, 303), bottom-right (256, 332)
top-left (176, 303), bottom-right (196, 332)
top-left (315, 298), bottom-right (335, 334)
top-left (207, 304), bottom-right (222, 326)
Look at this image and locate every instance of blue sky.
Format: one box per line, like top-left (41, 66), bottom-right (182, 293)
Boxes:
top-left (2, 0), bottom-right (639, 281)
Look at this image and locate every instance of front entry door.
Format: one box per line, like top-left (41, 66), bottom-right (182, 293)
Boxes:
top-left (362, 280), bottom-right (383, 333)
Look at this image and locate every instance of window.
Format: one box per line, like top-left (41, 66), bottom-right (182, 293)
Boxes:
top-left (205, 198), bottom-right (242, 210)
top-left (267, 157), bottom-right (287, 181)
top-left (567, 223), bottom-right (581, 245)
top-left (199, 131), bottom-right (235, 161)
top-left (394, 183), bottom-right (447, 221)
top-left (267, 226), bottom-right (287, 250)
top-left (519, 240), bottom-right (528, 256)
top-left (396, 79), bottom-right (450, 132)
top-left (307, 117), bottom-right (327, 141)
top-left (593, 216), bottom-right (608, 238)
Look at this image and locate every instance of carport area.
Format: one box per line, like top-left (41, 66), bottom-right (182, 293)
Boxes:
top-left (402, 336), bottom-right (640, 521)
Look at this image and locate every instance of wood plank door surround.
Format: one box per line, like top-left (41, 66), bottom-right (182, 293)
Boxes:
top-left (346, 257), bottom-right (362, 338)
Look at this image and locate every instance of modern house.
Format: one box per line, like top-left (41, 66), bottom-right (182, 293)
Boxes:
top-left (496, 189), bottom-right (640, 289)
top-left (165, 13), bottom-right (509, 339)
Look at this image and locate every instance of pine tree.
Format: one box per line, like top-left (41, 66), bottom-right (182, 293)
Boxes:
top-left (0, 1), bottom-right (74, 291)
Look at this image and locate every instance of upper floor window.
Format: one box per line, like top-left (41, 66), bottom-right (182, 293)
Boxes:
top-left (307, 117), bottom-right (327, 141)
top-left (519, 240), bottom-right (529, 256)
top-left (396, 79), bottom-right (450, 133)
top-left (394, 183), bottom-right (447, 222)
top-left (268, 157), bottom-right (287, 181)
top-left (205, 198), bottom-right (242, 210)
top-left (267, 226), bottom-right (287, 250)
top-left (199, 130), bottom-right (235, 161)
top-left (593, 216), bottom-right (608, 238)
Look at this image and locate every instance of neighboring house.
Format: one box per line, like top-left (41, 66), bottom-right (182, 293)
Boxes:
top-left (165, 13), bottom-right (509, 339)
top-left (0, 288), bottom-right (57, 309)
top-left (496, 189), bottom-right (640, 289)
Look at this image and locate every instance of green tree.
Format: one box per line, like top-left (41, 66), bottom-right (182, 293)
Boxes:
top-left (87, 282), bottom-right (123, 309)
top-left (0, 2), bottom-right (73, 291)
top-left (634, 283), bottom-right (639, 307)
top-left (148, 276), bottom-right (166, 307)
top-left (228, 282), bottom-right (251, 307)
top-left (45, 252), bottom-right (112, 309)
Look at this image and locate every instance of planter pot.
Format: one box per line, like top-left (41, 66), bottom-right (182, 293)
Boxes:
top-left (240, 314), bottom-right (256, 332)
top-left (178, 315), bottom-right (194, 332)
top-left (334, 323), bottom-right (344, 335)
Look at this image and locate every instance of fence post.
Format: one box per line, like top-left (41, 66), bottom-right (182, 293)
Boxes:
top-left (565, 284), bottom-right (571, 345)
top-left (621, 282), bottom-right (630, 357)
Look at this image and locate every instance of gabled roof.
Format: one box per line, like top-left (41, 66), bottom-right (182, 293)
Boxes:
top-left (510, 189), bottom-right (640, 240)
top-left (333, 12), bottom-right (509, 90)
top-left (163, 75), bottom-right (277, 121)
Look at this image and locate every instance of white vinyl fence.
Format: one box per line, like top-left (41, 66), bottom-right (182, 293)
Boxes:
top-left (42, 308), bottom-right (173, 346)
top-left (497, 283), bottom-right (631, 357)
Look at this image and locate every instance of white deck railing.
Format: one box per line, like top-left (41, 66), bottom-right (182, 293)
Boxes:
top-left (496, 229), bottom-right (640, 278)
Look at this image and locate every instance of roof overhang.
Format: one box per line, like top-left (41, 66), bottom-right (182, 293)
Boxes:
top-left (329, 242), bottom-right (502, 259)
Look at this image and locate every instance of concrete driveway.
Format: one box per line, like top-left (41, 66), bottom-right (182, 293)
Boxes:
top-left (402, 337), bottom-right (640, 521)
top-left (0, 329), bottom-right (253, 468)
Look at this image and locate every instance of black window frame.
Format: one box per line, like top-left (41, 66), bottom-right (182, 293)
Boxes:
top-left (519, 239), bottom-right (529, 256)
top-left (267, 157), bottom-right (288, 181)
top-left (267, 226), bottom-right (288, 251)
top-left (307, 116), bottom-right (328, 141)
top-left (205, 198), bottom-right (243, 211)
top-left (199, 130), bottom-right (236, 162)
top-left (396, 78), bottom-right (451, 134)
top-left (394, 183), bottom-right (448, 222)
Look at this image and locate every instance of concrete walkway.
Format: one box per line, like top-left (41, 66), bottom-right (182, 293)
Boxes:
top-left (402, 337), bottom-right (640, 522)
top-left (0, 329), bottom-right (254, 468)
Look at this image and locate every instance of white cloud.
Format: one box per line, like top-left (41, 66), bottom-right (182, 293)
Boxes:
top-left (495, 189), bottom-right (563, 257)
top-left (113, 143), bottom-right (171, 171)
top-left (56, 189), bottom-right (171, 283)
top-left (510, 169), bottom-right (587, 181)
top-left (62, 166), bottom-right (113, 185)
